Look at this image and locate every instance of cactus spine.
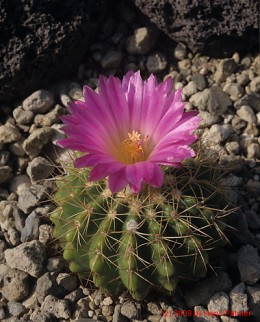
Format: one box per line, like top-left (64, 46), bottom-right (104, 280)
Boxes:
top-left (50, 150), bottom-right (234, 300)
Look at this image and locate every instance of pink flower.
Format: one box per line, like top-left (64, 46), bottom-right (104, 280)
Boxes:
top-left (58, 71), bottom-right (201, 193)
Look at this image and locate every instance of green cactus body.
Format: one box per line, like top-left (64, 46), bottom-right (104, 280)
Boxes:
top-left (50, 154), bottom-right (235, 300)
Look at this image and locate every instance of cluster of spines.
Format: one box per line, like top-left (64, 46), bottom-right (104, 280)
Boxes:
top-left (50, 155), bottom-right (233, 300)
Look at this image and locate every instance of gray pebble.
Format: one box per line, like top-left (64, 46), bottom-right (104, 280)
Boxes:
top-left (22, 89), bottom-right (55, 113)
top-left (237, 70), bottom-right (250, 86)
top-left (244, 123), bottom-right (259, 136)
top-left (178, 58), bottom-right (191, 72)
top-left (199, 111), bottom-right (220, 128)
top-left (9, 175), bottom-right (31, 196)
top-left (17, 184), bottom-right (48, 214)
top-left (225, 141), bottom-right (240, 155)
top-left (88, 301), bottom-right (96, 311)
top-left (7, 301), bottom-right (26, 317)
top-left (60, 92), bottom-right (71, 107)
top-left (250, 75), bottom-right (260, 92)
top-left (35, 272), bottom-right (65, 305)
top-left (46, 256), bottom-right (65, 272)
top-left (161, 307), bottom-right (186, 322)
top-left (23, 127), bottom-right (52, 158)
top-left (101, 50), bottom-right (122, 69)
top-left (174, 42), bottom-right (187, 60)
top-left (247, 142), bottom-right (260, 159)
top-left (127, 27), bottom-right (156, 55)
top-left (0, 165), bottom-right (12, 183)
top-left (0, 124), bottom-right (21, 144)
top-left (191, 73), bottom-right (206, 90)
top-left (121, 301), bottom-right (138, 319)
top-left (207, 292), bottom-right (229, 315)
top-left (20, 211), bottom-right (40, 242)
top-left (73, 298), bottom-right (90, 319)
top-left (69, 86), bottom-right (83, 100)
top-left (223, 83), bottom-right (244, 101)
top-left (102, 296), bottom-right (113, 306)
top-left (39, 224), bottom-right (54, 245)
top-left (0, 201), bottom-right (24, 232)
top-left (22, 288), bottom-right (38, 310)
top-left (5, 227), bottom-right (20, 246)
top-left (5, 240), bottom-right (45, 277)
top-left (30, 311), bottom-right (55, 322)
top-left (231, 116), bottom-right (246, 132)
top-left (147, 302), bottom-right (162, 315)
top-left (214, 58), bottom-right (237, 83)
top-left (241, 55), bottom-right (252, 67)
top-left (234, 92), bottom-right (260, 112)
top-left (64, 288), bottom-right (85, 304)
top-left (56, 273), bottom-right (78, 292)
top-left (41, 295), bottom-right (71, 319)
top-left (206, 124), bottom-right (231, 144)
top-left (13, 106), bottom-right (34, 125)
top-left (17, 156), bottom-right (30, 173)
top-left (102, 305), bottom-right (114, 317)
top-left (146, 53), bottom-right (167, 73)
top-left (9, 139), bottom-right (26, 156)
top-left (0, 264), bottom-right (29, 301)
top-left (34, 104), bottom-right (64, 127)
top-left (112, 304), bottom-right (128, 322)
top-left (252, 55), bottom-right (260, 74)
top-left (237, 244), bottom-right (260, 284)
top-left (246, 285), bottom-right (260, 318)
top-left (229, 283), bottom-right (248, 315)
top-left (190, 86), bottom-right (231, 116)
top-left (236, 105), bottom-right (256, 123)
top-left (182, 81), bottom-right (197, 97)
top-left (26, 156), bottom-right (55, 183)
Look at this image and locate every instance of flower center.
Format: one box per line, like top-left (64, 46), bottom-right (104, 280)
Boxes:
top-left (119, 131), bottom-right (149, 164)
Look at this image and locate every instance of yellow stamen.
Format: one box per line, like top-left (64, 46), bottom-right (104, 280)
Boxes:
top-left (119, 131), bottom-right (149, 164)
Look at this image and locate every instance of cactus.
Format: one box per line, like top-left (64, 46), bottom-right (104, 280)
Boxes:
top-left (50, 147), bottom-right (235, 301)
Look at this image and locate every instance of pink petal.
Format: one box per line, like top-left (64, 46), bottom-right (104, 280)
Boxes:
top-left (83, 85), bottom-right (121, 143)
top-left (153, 112), bottom-right (201, 148)
top-left (125, 162), bottom-right (164, 193)
top-left (89, 162), bottom-right (124, 181)
top-left (140, 77), bottom-right (175, 135)
top-left (151, 133), bottom-right (198, 153)
top-left (122, 70), bottom-right (134, 91)
top-left (108, 168), bottom-right (128, 193)
top-left (152, 102), bottom-right (186, 141)
top-left (125, 71), bottom-right (144, 130)
top-left (98, 76), bottom-right (126, 133)
top-left (74, 153), bottom-right (114, 168)
top-left (150, 146), bottom-right (195, 164)
top-left (157, 76), bottom-right (173, 94)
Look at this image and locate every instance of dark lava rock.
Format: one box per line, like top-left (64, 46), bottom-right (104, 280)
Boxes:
top-left (0, 0), bottom-right (107, 104)
top-left (131, 0), bottom-right (258, 54)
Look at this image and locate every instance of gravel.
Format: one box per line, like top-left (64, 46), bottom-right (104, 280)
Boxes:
top-left (0, 1), bottom-right (260, 322)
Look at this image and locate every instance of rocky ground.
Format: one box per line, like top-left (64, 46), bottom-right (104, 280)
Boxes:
top-left (0, 2), bottom-right (260, 322)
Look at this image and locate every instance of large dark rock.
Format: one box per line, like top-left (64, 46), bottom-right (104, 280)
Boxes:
top-left (131, 0), bottom-right (258, 54)
top-left (0, 0), bottom-right (106, 104)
